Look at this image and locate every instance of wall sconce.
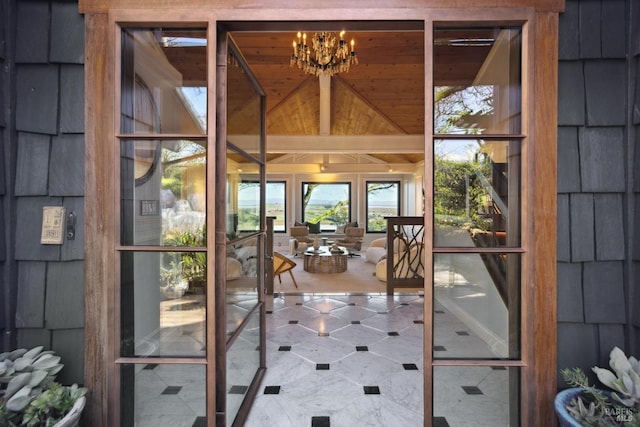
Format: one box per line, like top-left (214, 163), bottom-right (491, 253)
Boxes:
top-left (320, 163), bottom-right (327, 172)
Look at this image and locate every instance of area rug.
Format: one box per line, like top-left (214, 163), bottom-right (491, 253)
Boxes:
top-left (272, 253), bottom-right (388, 294)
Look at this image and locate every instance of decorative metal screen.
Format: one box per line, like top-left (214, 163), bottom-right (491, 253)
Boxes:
top-left (385, 216), bottom-right (425, 294)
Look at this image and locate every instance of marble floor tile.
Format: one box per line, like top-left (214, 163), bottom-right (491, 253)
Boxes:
top-left (135, 291), bottom-right (511, 426)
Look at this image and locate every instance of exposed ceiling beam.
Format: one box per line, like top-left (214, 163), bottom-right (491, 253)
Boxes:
top-left (228, 134), bottom-right (425, 153)
top-left (265, 162), bottom-right (420, 173)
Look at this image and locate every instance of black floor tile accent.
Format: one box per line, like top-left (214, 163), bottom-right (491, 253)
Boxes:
top-left (266, 310), bottom-right (273, 314)
top-left (264, 386), bottom-right (281, 394)
top-left (229, 385), bottom-right (249, 394)
top-left (296, 302), bottom-right (303, 305)
top-left (413, 320), bottom-right (424, 324)
top-left (433, 345), bottom-right (447, 352)
top-left (318, 332), bottom-right (330, 337)
top-left (278, 346), bottom-right (292, 351)
top-left (435, 310), bottom-right (446, 314)
top-left (377, 311), bottom-right (388, 314)
top-left (400, 302), bottom-right (409, 305)
top-left (356, 346), bottom-right (368, 351)
top-left (491, 366), bottom-right (507, 370)
top-left (456, 331), bottom-right (470, 336)
top-left (388, 331), bottom-right (399, 336)
top-left (289, 320), bottom-right (299, 324)
top-left (192, 416), bottom-right (207, 427)
top-left (403, 363), bottom-right (419, 370)
top-left (316, 363), bottom-right (330, 370)
top-left (363, 386), bottom-right (381, 395)
top-left (347, 302), bottom-right (356, 306)
top-left (143, 363), bottom-right (158, 370)
top-left (161, 386), bottom-right (182, 395)
top-left (311, 416), bottom-right (330, 427)
top-left (351, 321), bottom-right (361, 324)
top-left (433, 416), bottom-right (450, 427)
top-left (462, 386), bottom-right (483, 395)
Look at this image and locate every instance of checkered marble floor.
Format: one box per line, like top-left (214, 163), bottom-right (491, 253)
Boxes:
top-left (244, 293), bottom-right (511, 427)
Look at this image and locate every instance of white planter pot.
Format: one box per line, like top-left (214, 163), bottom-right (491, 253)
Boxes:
top-left (53, 396), bottom-right (86, 427)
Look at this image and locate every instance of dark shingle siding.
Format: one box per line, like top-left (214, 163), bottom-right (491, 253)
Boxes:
top-left (557, 194), bottom-right (571, 262)
top-left (60, 65), bottom-right (84, 133)
top-left (15, 132), bottom-right (50, 196)
top-left (578, 0), bottom-right (602, 59)
top-left (16, 64), bottom-right (59, 135)
top-left (50, 2), bottom-right (84, 64)
top-left (594, 194), bottom-right (625, 261)
top-left (44, 260), bottom-right (84, 329)
top-left (15, 262), bottom-right (47, 328)
top-left (557, 127), bottom-right (581, 192)
top-left (49, 134), bottom-right (84, 196)
top-left (584, 61), bottom-right (626, 126)
top-left (579, 127), bottom-right (625, 192)
top-left (52, 328), bottom-right (84, 385)
top-left (15, 1), bottom-right (49, 63)
top-left (601, 0), bottom-right (627, 59)
top-left (558, 62), bottom-right (585, 126)
top-left (559, 0), bottom-right (580, 60)
top-left (583, 261), bottom-right (626, 324)
top-left (557, 262), bottom-right (583, 322)
top-left (570, 194), bottom-right (595, 262)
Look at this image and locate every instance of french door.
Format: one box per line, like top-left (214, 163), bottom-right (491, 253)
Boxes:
top-left (88, 7), bottom-right (558, 426)
top-left (116, 24), bottom-right (266, 426)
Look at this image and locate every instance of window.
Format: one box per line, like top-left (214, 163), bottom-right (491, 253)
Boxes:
top-left (236, 181), bottom-right (285, 232)
top-left (267, 181), bottom-right (286, 232)
top-left (301, 182), bottom-right (350, 232)
top-left (366, 181), bottom-right (400, 233)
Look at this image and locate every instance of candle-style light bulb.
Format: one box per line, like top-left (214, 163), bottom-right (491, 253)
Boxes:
top-left (293, 41), bottom-right (297, 54)
top-left (350, 39), bottom-right (355, 51)
top-left (340, 31), bottom-right (345, 40)
top-left (297, 32), bottom-right (301, 43)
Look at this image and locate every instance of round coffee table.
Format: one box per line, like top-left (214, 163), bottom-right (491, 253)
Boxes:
top-left (303, 246), bottom-right (349, 273)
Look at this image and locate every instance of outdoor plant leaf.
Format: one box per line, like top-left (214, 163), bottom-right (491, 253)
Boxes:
top-left (21, 347), bottom-right (43, 360)
top-left (5, 386), bottom-right (32, 412)
top-left (26, 370), bottom-right (47, 388)
top-left (13, 357), bottom-right (34, 372)
top-left (31, 355), bottom-right (61, 370)
top-left (5, 373), bottom-right (30, 399)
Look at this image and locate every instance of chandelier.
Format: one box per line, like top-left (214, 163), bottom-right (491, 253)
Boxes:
top-left (290, 31), bottom-right (358, 77)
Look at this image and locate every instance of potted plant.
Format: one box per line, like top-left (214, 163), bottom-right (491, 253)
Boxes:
top-left (557, 346), bottom-right (639, 426)
top-left (0, 346), bottom-right (87, 427)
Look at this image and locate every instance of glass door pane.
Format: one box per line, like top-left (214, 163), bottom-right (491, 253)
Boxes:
top-left (221, 34), bottom-right (266, 426)
top-left (118, 26), bottom-right (208, 426)
top-left (432, 26), bottom-right (523, 427)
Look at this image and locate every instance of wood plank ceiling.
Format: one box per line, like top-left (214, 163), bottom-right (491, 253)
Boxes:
top-left (163, 29), bottom-right (493, 170)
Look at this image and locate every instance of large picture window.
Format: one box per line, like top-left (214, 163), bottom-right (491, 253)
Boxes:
top-left (366, 181), bottom-right (400, 233)
top-left (236, 181), bottom-right (286, 232)
top-left (301, 182), bottom-right (351, 232)
top-left (267, 181), bottom-right (286, 232)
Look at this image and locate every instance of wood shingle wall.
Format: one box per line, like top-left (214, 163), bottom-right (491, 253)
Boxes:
top-left (0, 0), bottom-right (85, 386)
top-left (557, 0), bottom-right (639, 379)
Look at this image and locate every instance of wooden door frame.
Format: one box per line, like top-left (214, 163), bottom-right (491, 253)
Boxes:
top-left (83, 3), bottom-right (561, 426)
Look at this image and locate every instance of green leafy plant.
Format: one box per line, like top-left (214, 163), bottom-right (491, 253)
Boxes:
top-left (0, 347), bottom-right (87, 427)
top-left (561, 347), bottom-right (639, 426)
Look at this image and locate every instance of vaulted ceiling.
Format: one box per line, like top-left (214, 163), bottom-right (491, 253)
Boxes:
top-left (162, 28), bottom-right (495, 173)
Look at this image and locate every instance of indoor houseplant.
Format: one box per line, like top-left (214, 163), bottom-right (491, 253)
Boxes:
top-left (557, 346), bottom-right (639, 426)
top-left (0, 346), bottom-right (87, 427)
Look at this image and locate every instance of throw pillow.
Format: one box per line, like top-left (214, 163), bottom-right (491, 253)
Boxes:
top-left (335, 225), bottom-right (346, 234)
top-left (345, 221), bottom-right (358, 229)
